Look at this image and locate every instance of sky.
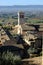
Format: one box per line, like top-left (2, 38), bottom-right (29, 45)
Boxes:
top-left (0, 0), bottom-right (43, 6)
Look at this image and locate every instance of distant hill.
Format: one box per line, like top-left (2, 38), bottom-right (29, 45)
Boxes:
top-left (0, 5), bottom-right (43, 13)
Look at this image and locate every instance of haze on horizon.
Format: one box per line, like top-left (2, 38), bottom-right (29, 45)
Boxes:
top-left (0, 0), bottom-right (43, 6)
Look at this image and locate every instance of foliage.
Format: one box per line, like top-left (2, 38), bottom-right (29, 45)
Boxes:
top-left (27, 48), bottom-right (37, 54)
top-left (0, 23), bottom-right (2, 26)
top-left (27, 47), bottom-right (42, 58)
top-left (0, 51), bottom-right (21, 65)
top-left (4, 26), bottom-right (12, 30)
top-left (39, 51), bottom-right (43, 56)
top-left (27, 19), bottom-right (43, 23)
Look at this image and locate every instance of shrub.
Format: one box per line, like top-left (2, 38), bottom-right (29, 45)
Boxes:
top-left (27, 48), bottom-right (38, 57)
top-left (39, 51), bottom-right (43, 56)
top-left (28, 48), bottom-right (37, 54)
top-left (13, 55), bottom-right (21, 65)
top-left (0, 51), bottom-right (21, 65)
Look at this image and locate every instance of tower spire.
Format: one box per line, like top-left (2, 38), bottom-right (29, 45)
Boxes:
top-left (18, 12), bottom-right (20, 25)
top-left (17, 12), bottom-right (22, 35)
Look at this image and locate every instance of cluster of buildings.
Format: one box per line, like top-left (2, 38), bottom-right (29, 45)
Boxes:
top-left (9, 12), bottom-right (42, 47)
top-left (0, 12), bottom-right (43, 48)
top-left (0, 26), bottom-right (10, 45)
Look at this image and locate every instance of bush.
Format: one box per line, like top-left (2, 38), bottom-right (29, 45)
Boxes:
top-left (39, 51), bottom-right (43, 56)
top-left (0, 51), bottom-right (21, 65)
top-left (27, 48), bottom-right (37, 54)
top-left (27, 48), bottom-right (38, 57)
top-left (13, 55), bottom-right (21, 65)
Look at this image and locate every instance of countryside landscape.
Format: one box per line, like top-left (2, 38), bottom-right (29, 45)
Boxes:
top-left (0, 5), bottom-right (43, 65)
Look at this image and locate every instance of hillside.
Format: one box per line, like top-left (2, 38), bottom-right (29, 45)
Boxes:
top-left (22, 56), bottom-right (43, 65)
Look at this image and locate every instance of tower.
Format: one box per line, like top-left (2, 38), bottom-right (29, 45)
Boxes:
top-left (17, 12), bottom-right (24, 35)
top-left (18, 12), bottom-right (24, 24)
top-left (18, 12), bottom-right (20, 25)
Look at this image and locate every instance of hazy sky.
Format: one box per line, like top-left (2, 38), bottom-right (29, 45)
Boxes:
top-left (0, 0), bottom-right (43, 6)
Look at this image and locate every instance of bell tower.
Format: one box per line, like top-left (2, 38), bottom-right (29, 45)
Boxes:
top-left (17, 12), bottom-right (24, 35)
top-left (18, 12), bottom-right (24, 24)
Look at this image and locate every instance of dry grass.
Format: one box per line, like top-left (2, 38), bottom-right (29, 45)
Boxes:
top-left (22, 56), bottom-right (43, 65)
